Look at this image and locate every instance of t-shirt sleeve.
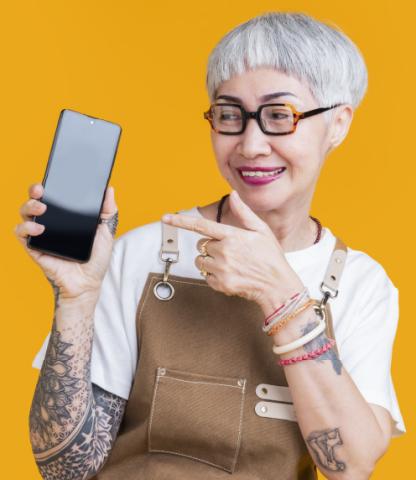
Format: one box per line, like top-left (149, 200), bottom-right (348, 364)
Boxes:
top-left (339, 265), bottom-right (406, 437)
top-left (31, 238), bottom-right (136, 400)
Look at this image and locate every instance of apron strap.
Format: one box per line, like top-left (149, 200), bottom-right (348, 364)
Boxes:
top-left (160, 221), bottom-right (179, 263)
top-left (320, 236), bottom-right (348, 302)
top-left (157, 221), bottom-right (179, 292)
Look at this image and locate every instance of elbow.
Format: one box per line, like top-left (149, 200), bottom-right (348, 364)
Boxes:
top-left (321, 466), bottom-right (373, 480)
top-left (320, 445), bottom-right (389, 480)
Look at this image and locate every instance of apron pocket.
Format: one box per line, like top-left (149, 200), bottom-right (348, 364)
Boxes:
top-left (148, 366), bottom-right (247, 473)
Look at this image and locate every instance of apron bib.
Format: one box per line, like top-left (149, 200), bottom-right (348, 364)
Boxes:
top-left (93, 219), bottom-right (347, 480)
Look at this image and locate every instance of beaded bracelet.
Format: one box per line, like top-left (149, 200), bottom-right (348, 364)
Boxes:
top-left (272, 318), bottom-right (326, 355)
top-left (277, 338), bottom-right (336, 366)
top-left (267, 298), bottom-right (317, 337)
top-left (262, 288), bottom-right (309, 333)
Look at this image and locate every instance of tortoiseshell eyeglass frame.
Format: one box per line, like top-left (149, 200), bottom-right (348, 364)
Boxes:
top-left (203, 102), bottom-right (343, 135)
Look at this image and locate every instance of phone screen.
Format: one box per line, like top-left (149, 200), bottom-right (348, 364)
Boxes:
top-left (27, 109), bottom-right (122, 262)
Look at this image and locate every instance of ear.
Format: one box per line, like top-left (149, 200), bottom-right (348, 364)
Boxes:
top-left (326, 104), bottom-right (354, 154)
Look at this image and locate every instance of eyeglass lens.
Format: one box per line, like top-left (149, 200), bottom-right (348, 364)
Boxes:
top-left (211, 104), bottom-right (295, 133)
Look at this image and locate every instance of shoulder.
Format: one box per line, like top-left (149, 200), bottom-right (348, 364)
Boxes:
top-left (343, 242), bottom-right (397, 295)
top-left (337, 240), bottom-right (399, 331)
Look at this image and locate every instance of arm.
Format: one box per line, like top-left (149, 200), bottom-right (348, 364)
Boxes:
top-left (29, 286), bottom-right (127, 480)
top-left (260, 289), bottom-right (391, 480)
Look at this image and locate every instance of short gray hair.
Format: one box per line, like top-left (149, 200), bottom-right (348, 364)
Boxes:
top-left (206, 12), bottom-right (368, 109)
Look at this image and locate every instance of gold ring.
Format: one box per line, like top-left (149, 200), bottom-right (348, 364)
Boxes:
top-left (199, 255), bottom-right (210, 277)
top-left (200, 238), bottom-right (211, 256)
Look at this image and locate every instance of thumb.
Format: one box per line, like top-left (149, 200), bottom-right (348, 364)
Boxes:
top-left (101, 185), bottom-right (118, 218)
top-left (228, 190), bottom-right (267, 232)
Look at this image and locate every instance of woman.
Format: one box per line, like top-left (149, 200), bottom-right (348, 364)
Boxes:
top-left (18, 12), bottom-right (405, 480)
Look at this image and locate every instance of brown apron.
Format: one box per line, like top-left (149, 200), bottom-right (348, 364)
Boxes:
top-left (93, 221), bottom-right (347, 480)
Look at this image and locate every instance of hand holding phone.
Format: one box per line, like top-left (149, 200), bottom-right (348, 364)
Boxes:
top-left (14, 182), bottom-right (119, 302)
top-left (27, 109), bottom-right (122, 263)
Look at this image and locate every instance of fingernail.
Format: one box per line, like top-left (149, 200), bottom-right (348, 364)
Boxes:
top-left (162, 214), bottom-right (172, 222)
top-left (37, 224), bottom-right (45, 232)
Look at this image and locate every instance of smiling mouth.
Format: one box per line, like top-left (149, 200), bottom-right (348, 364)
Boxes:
top-left (234, 166), bottom-right (287, 186)
top-left (237, 167), bottom-right (286, 177)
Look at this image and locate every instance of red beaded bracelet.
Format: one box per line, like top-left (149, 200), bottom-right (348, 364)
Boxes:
top-left (277, 338), bottom-right (336, 366)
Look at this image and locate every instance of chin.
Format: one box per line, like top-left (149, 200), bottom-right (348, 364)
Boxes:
top-left (237, 190), bottom-right (290, 213)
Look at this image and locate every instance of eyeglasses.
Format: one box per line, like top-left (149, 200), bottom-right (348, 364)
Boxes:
top-left (203, 102), bottom-right (342, 135)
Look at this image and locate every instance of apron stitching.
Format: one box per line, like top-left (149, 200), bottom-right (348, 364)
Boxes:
top-left (148, 370), bottom-right (247, 473)
top-left (150, 274), bottom-right (211, 288)
top-left (137, 274), bottom-right (161, 341)
top-left (231, 379), bottom-right (247, 471)
top-left (148, 372), bottom-right (162, 451)
top-left (158, 375), bottom-right (244, 390)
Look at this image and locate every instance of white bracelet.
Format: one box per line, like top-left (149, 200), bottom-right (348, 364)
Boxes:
top-left (272, 318), bottom-right (326, 355)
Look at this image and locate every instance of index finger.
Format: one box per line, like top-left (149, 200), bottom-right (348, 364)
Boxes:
top-left (161, 213), bottom-right (234, 240)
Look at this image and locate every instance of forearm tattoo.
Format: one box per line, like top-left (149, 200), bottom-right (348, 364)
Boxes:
top-left (29, 290), bottom-right (126, 478)
top-left (99, 211), bottom-right (119, 237)
top-left (307, 427), bottom-right (346, 472)
top-left (299, 315), bottom-right (343, 375)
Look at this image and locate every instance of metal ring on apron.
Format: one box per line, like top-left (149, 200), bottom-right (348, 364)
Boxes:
top-left (154, 255), bottom-right (177, 301)
top-left (153, 280), bottom-right (175, 301)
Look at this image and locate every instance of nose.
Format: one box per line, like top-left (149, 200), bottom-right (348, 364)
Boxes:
top-left (236, 116), bottom-right (272, 159)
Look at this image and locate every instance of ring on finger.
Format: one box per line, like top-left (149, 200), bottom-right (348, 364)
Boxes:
top-left (200, 238), bottom-right (212, 256)
top-left (199, 254), bottom-right (211, 277)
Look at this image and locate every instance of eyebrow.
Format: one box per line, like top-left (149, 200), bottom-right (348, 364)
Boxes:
top-left (215, 92), bottom-right (298, 103)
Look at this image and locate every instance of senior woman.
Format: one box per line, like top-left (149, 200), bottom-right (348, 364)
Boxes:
top-left (20, 11), bottom-right (405, 480)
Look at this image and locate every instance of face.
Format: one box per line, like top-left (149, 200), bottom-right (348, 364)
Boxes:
top-left (210, 67), bottom-right (344, 213)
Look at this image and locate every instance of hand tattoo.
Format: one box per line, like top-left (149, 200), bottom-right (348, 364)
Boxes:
top-left (307, 427), bottom-right (346, 472)
top-left (99, 211), bottom-right (119, 237)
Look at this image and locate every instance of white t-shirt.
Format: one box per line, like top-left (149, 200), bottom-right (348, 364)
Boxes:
top-left (32, 206), bottom-right (406, 437)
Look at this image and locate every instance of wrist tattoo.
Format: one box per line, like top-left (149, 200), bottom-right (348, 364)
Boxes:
top-left (300, 315), bottom-right (343, 375)
top-left (46, 277), bottom-right (60, 312)
top-left (307, 427), bottom-right (346, 472)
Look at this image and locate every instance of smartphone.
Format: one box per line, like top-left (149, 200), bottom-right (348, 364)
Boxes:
top-left (27, 109), bottom-right (122, 263)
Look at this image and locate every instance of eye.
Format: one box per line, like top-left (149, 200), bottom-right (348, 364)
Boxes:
top-left (213, 106), bottom-right (242, 124)
top-left (262, 106), bottom-right (294, 123)
top-left (220, 113), bottom-right (240, 121)
top-left (270, 112), bottom-right (289, 120)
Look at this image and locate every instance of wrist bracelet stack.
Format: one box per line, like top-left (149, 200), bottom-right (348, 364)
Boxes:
top-left (262, 287), bottom-right (310, 334)
top-left (263, 288), bottom-right (336, 366)
top-left (266, 298), bottom-right (316, 337)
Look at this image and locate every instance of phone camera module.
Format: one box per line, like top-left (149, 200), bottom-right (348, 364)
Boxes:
top-left (90, 120), bottom-right (94, 125)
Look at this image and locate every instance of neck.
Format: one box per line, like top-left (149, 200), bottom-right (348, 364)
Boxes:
top-left (219, 195), bottom-right (321, 253)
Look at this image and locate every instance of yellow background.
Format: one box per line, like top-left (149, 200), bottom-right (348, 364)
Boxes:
top-left (2, 0), bottom-right (414, 477)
